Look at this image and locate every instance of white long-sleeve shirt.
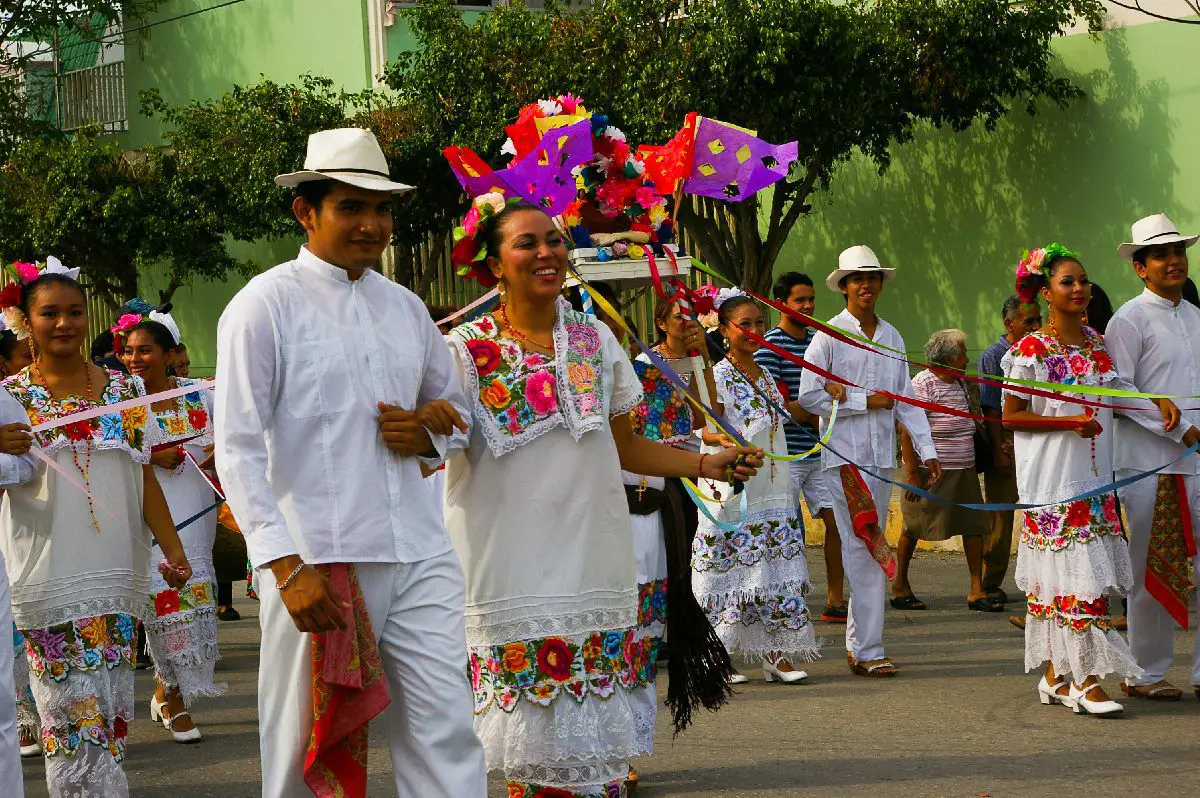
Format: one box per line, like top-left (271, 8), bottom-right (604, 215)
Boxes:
top-left (1106, 287), bottom-right (1200, 475)
top-left (798, 309), bottom-right (937, 471)
top-left (214, 247), bottom-right (471, 569)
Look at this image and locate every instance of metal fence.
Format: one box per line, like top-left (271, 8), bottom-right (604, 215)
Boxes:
top-left (58, 61), bottom-right (127, 133)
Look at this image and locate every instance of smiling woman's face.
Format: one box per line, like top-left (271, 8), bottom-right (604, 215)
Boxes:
top-left (488, 208), bottom-right (569, 305)
top-left (27, 281), bottom-right (88, 359)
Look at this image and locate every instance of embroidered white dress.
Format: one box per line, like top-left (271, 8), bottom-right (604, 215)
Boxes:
top-left (692, 362), bottom-right (818, 661)
top-left (0, 368), bottom-right (153, 798)
top-left (446, 305), bottom-right (644, 798)
top-left (1003, 329), bottom-right (1181, 679)
top-left (144, 378), bottom-right (224, 704)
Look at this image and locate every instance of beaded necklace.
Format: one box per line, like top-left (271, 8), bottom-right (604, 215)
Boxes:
top-left (727, 355), bottom-right (779, 480)
top-left (497, 304), bottom-right (554, 351)
top-left (31, 359), bottom-right (101, 532)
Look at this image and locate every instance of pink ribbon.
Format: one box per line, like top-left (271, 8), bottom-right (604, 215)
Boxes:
top-left (434, 289), bottom-right (499, 328)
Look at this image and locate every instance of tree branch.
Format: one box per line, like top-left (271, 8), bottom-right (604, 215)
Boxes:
top-left (1105, 0), bottom-right (1200, 24)
top-left (761, 164), bottom-right (823, 273)
top-left (677, 199), bottom-right (737, 282)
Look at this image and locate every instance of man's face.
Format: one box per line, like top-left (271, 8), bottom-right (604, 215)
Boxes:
top-left (1006, 304), bottom-right (1041, 338)
top-left (1135, 242), bottom-right (1189, 296)
top-left (294, 183), bottom-right (394, 270)
top-left (841, 272), bottom-right (883, 313)
top-left (784, 283), bottom-right (816, 318)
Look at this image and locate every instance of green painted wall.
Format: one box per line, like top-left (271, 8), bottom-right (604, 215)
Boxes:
top-left (120, 0), bottom-right (372, 372)
top-left (776, 21), bottom-right (1199, 358)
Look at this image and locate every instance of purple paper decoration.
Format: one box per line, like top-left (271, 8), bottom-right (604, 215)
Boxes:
top-left (444, 120), bottom-right (593, 216)
top-left (682, 118), bottom-right (798, 202)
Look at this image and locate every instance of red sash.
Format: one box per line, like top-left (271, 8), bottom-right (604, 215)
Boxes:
top-left (839, 464), bottom-right (896, 579)
top-left (1146, 475), bottom-right (1197, 630)
top-left (303, 563), bottom-right (391, 798)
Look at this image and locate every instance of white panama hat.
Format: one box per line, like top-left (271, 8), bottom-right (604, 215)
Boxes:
top-left (1117, 213), bottom-right (1198, 260)
top-left (275, 128), bottom-right (413, 194)
top-left (825, 245), bottom-right (896, 292)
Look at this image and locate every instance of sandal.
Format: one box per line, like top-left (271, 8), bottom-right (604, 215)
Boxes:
top-left (967, 597), bottom-right (1005, 613)
top-left (1008, 614), bottom-right (1026, 630)
top-left (889, 594), bottom-right (927, 611)
top-left (850, 657), bottom-right (899, 678)
top-left (626, 765), bottom-right (639, 794)
top-left (820, 603), bottom-right (849, 623)
top-left (1120, 681), bottom-right (1183, 701)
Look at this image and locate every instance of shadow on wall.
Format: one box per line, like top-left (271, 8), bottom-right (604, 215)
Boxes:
top-left (781, 28), bottom-right (1177, 353)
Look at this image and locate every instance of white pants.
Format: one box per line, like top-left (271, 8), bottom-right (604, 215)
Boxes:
top-left (0, 551), bottom-right (21, 798)
top-left (790, 460), bottom-right (833, 514)
top-left (827, 467), bottom-right (892, 662)
top-left (1118, 471), bottom-right (1200, 687)
top-left (258, 550), bottom-right (487, 797)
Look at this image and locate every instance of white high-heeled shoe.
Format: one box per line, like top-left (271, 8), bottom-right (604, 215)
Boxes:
top-left (729, 672), bottom-right (749, 684)
top-left (1068, 683), bottom-right (1123, 716)
top-left (149, 695), bottom-right (170, 729)
top-left (1037, 675), bottom-right (1068, 706)
top-left (763, 657), bottom-right (808, 684)
top-left (151, 695), bottom-right (203, 742)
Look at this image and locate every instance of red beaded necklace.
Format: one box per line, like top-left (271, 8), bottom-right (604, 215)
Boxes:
top-left (32, 359), bottom-right (100, 532)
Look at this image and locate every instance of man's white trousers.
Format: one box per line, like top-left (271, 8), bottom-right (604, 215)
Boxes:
top-left (826, 467), bottom-right (892, 663)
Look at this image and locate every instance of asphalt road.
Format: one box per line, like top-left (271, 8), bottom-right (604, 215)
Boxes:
top-left (19, 551), bottom-right (1199, 797)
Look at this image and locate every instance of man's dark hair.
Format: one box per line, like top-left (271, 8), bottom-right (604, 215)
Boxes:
top-left (90, 331), bottom-right (115, 361)
top-left (772, 272), bottom-right (814, 302)
top-left (294, 179), bottom-right (337, 211)
top-left (1001, 294), bottom-right (1036, 323)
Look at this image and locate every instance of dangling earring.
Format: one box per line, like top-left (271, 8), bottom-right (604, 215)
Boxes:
top-left (1082, 310), bottom-right (1090, 329)
top-left (1047, 307), bottom-right (1059, 339)
top-left (498, 278), bottom-right (507, 303)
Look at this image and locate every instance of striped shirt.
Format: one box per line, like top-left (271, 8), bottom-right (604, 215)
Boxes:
top-left (754, 326), bottom-right (820, 454)
top-left (910, 369), bottom-right (975, 469)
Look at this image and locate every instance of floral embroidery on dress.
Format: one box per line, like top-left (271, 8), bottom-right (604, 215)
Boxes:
top-left (1027, 595), bottom-right (1113, 633)
top-left (469, 628), bottom-right (645, 715)
top-left (707, 592), bottom-right (813, 633)
top-left (153, 377), bottom-right (212, 450)
top-left (22, 614), bottom-right (136, 683)
top-left (629, 361), bottom-right (693, 445)
top-left (1021, 493), bottom-right (1122, 551)
top-left (3, 368), bottom-right (151, 462)
top-left (451, 307), bottom-right (622, 457)
top-left (40, 694), bottom-right (129, 762)
top-left (1006, 328), bottom-right (1115, 387)
top-left (506, 777), bottom-right (625, 798)
top-left (150, 579), bottom-right (215, 621)
top-left (637, 578), bottom-right (668, 627)
top-left (714, 360), bottom-right (781, 440)
top-left (692, 512), bottom-right (806, 573)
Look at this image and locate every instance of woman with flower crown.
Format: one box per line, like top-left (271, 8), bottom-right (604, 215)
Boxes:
top-left (0, 260), bottom-right (192, 797)
top-left (115, 315), bottom-right (223, 744)
top-left (444, 195), bottom-right (761, 798)
top-left (1002, 244), bottom-right (1198, 716)
top-left (696, 291), bottom-right (819, 683)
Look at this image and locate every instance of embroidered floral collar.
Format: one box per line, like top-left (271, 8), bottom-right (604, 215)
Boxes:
top-left (3, 368), bottom-right (151, 462)
top-left (450, 305), bottom-right (610, 457)
top-left (714, 359), bottom-right (780, 440)
top-left (151, 377), bottom-right (212, 448)
top-left (1007, 328), bottom-right (1114, 386)
top-left (630, 360), bottom-right (693, 445)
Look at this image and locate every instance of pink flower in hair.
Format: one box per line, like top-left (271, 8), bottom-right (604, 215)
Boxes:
top-left (114, 314), bottom-right (141, 334)
top-left (462, 204), bottom-right (482, 237)
top-left (15, 262), bottom-right (39, 283)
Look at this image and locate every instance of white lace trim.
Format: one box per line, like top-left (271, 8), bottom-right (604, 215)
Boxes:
top-left (465, 602), bottom-right (636, 649)
top-left (1024, 617), bottom-right (1142, 680)
top-left (692, 554), bottom-right (811, 606)
top-left (713, 617), bottom-right (822, 660)
top-left (506, 761), bottom-right (630, 791)
top-left (628, 680), bottom-right (658, 756)
top-left (14, 644), bottom-right (38, 734)
top-left (609, 389), bottom-right (644, 419)
top-left (1015, 535), bottom-right (1133, 602)
top-left (13, 593), bottom-right (149, 633)
top-left (1020, 478), bottom-right (1112, 507)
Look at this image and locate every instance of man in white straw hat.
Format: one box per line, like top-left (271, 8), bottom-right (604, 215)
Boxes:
top-left (215, 128), bottom-right (486, 796)
top-left (799, 245), bottom-right (941, 678)
top-left (1107, 212), bottom-right (1200, 703)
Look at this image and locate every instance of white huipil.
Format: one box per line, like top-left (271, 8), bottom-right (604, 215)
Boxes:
top-left (1002, 329), bottom-right (1183, 679)
top-left (144, 378), bottom-right (224, 704)
top-left (446, 305), bottom-right (645, 796)
top-left (692, 361), bottom-right (817, 660)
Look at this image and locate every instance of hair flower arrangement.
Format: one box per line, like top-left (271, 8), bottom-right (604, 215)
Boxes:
top-left (714, 287), bottom-right (747, 309)
top-left (108, 313), bottom-right (144, 356)
top-left (0, 256), bottom-right (81, 339)
top-left (451, 193), bottom-right (525, 287)
top-left (1014, 242), bottom-right (1080, 303)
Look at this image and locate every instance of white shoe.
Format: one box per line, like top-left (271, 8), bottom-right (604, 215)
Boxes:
top-left (729, 672), bottom-right (749, 684)
top-left (149, 695), bottom-right (170, 729)
top-left (19, 739), bottom-right (41, 758)
top-left (763, 657), bottom-right (808, 684)
top-left (1037, 675), bottom-right (1067, 706)
top-left (1069, 683), bottom-right (1123, 716)
top-left (165, 711), bottom-right (203, 744)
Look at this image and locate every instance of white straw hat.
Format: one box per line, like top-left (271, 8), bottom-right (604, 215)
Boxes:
top-left (825, 245), bottom-right (896, 291)
top-left (275, 128), bottom-right (413, 194)
top-left (1117, 213), bottom-right (1198, 260)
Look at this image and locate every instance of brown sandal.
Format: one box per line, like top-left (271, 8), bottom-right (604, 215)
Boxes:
top-left (1121, 681), bottom-right (1183, 701)
top-left (850, 657), bottom-right (899, 677)
top-left (626, 765), bottom-right (639, 793)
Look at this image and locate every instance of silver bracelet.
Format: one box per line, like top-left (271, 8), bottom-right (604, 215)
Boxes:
top-left (277, 562), bottom-right (306, 591)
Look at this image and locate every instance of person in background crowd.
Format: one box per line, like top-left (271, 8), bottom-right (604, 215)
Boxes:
top-left (90, 331), bottom-right (126, 373)
top-left (1107, 213), bottom-right (1200, 702)
top-left (896, 329), bottom-right (997, 612)
top-left (1086, 281), bottom-right (1115, 334)
top-left (1003, 242), bottom-right (1196, 715)
top-left (800, 245), bottom-right (942, 678)
top-left (171, 343), bottom-right (191, 378)
top-left (1182, 277), bottom-right (1199, 308)
top-left (977, 295), bottom-right (1041, 626)
top-left (756, 271), bottom-right (848, 624)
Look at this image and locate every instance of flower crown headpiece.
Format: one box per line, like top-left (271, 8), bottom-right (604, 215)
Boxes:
top-left (714, 287), bottom-right (748, 309)
top-left (109, 313), bottom-right (143, 355)
top-left (0, 256), bottom-right (81, 339)
top-left (450, 192), bottom-right (526, 287)
top-left (1015, 242), bottom-right (1079, 303)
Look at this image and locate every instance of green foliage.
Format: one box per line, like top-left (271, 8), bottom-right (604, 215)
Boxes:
top-left (386, 0), bottom-right (1105, 293)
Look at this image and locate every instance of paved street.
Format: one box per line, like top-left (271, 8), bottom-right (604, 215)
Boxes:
top-left (20, 550), bottom-right (1199, 798)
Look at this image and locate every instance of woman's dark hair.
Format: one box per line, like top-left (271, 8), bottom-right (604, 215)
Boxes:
top-left (90, 330), bottom-right (115, 361)
top-left (482, 203), bottom-right (547, 262)
top-left (18, 274), bottom-right (86, 317)
top-left (0, 330), bottom-right (19, 360)
top-left (717, 295), bottom-right (761, 328)
top-left (772, 271), bottom-right (814, 301)
top-left (295, 179), bottom-right (337, 211)
top-left (126, 320), bottom-right (178, 355)
top-left (1086, 282), bottom-right (1114, 334)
